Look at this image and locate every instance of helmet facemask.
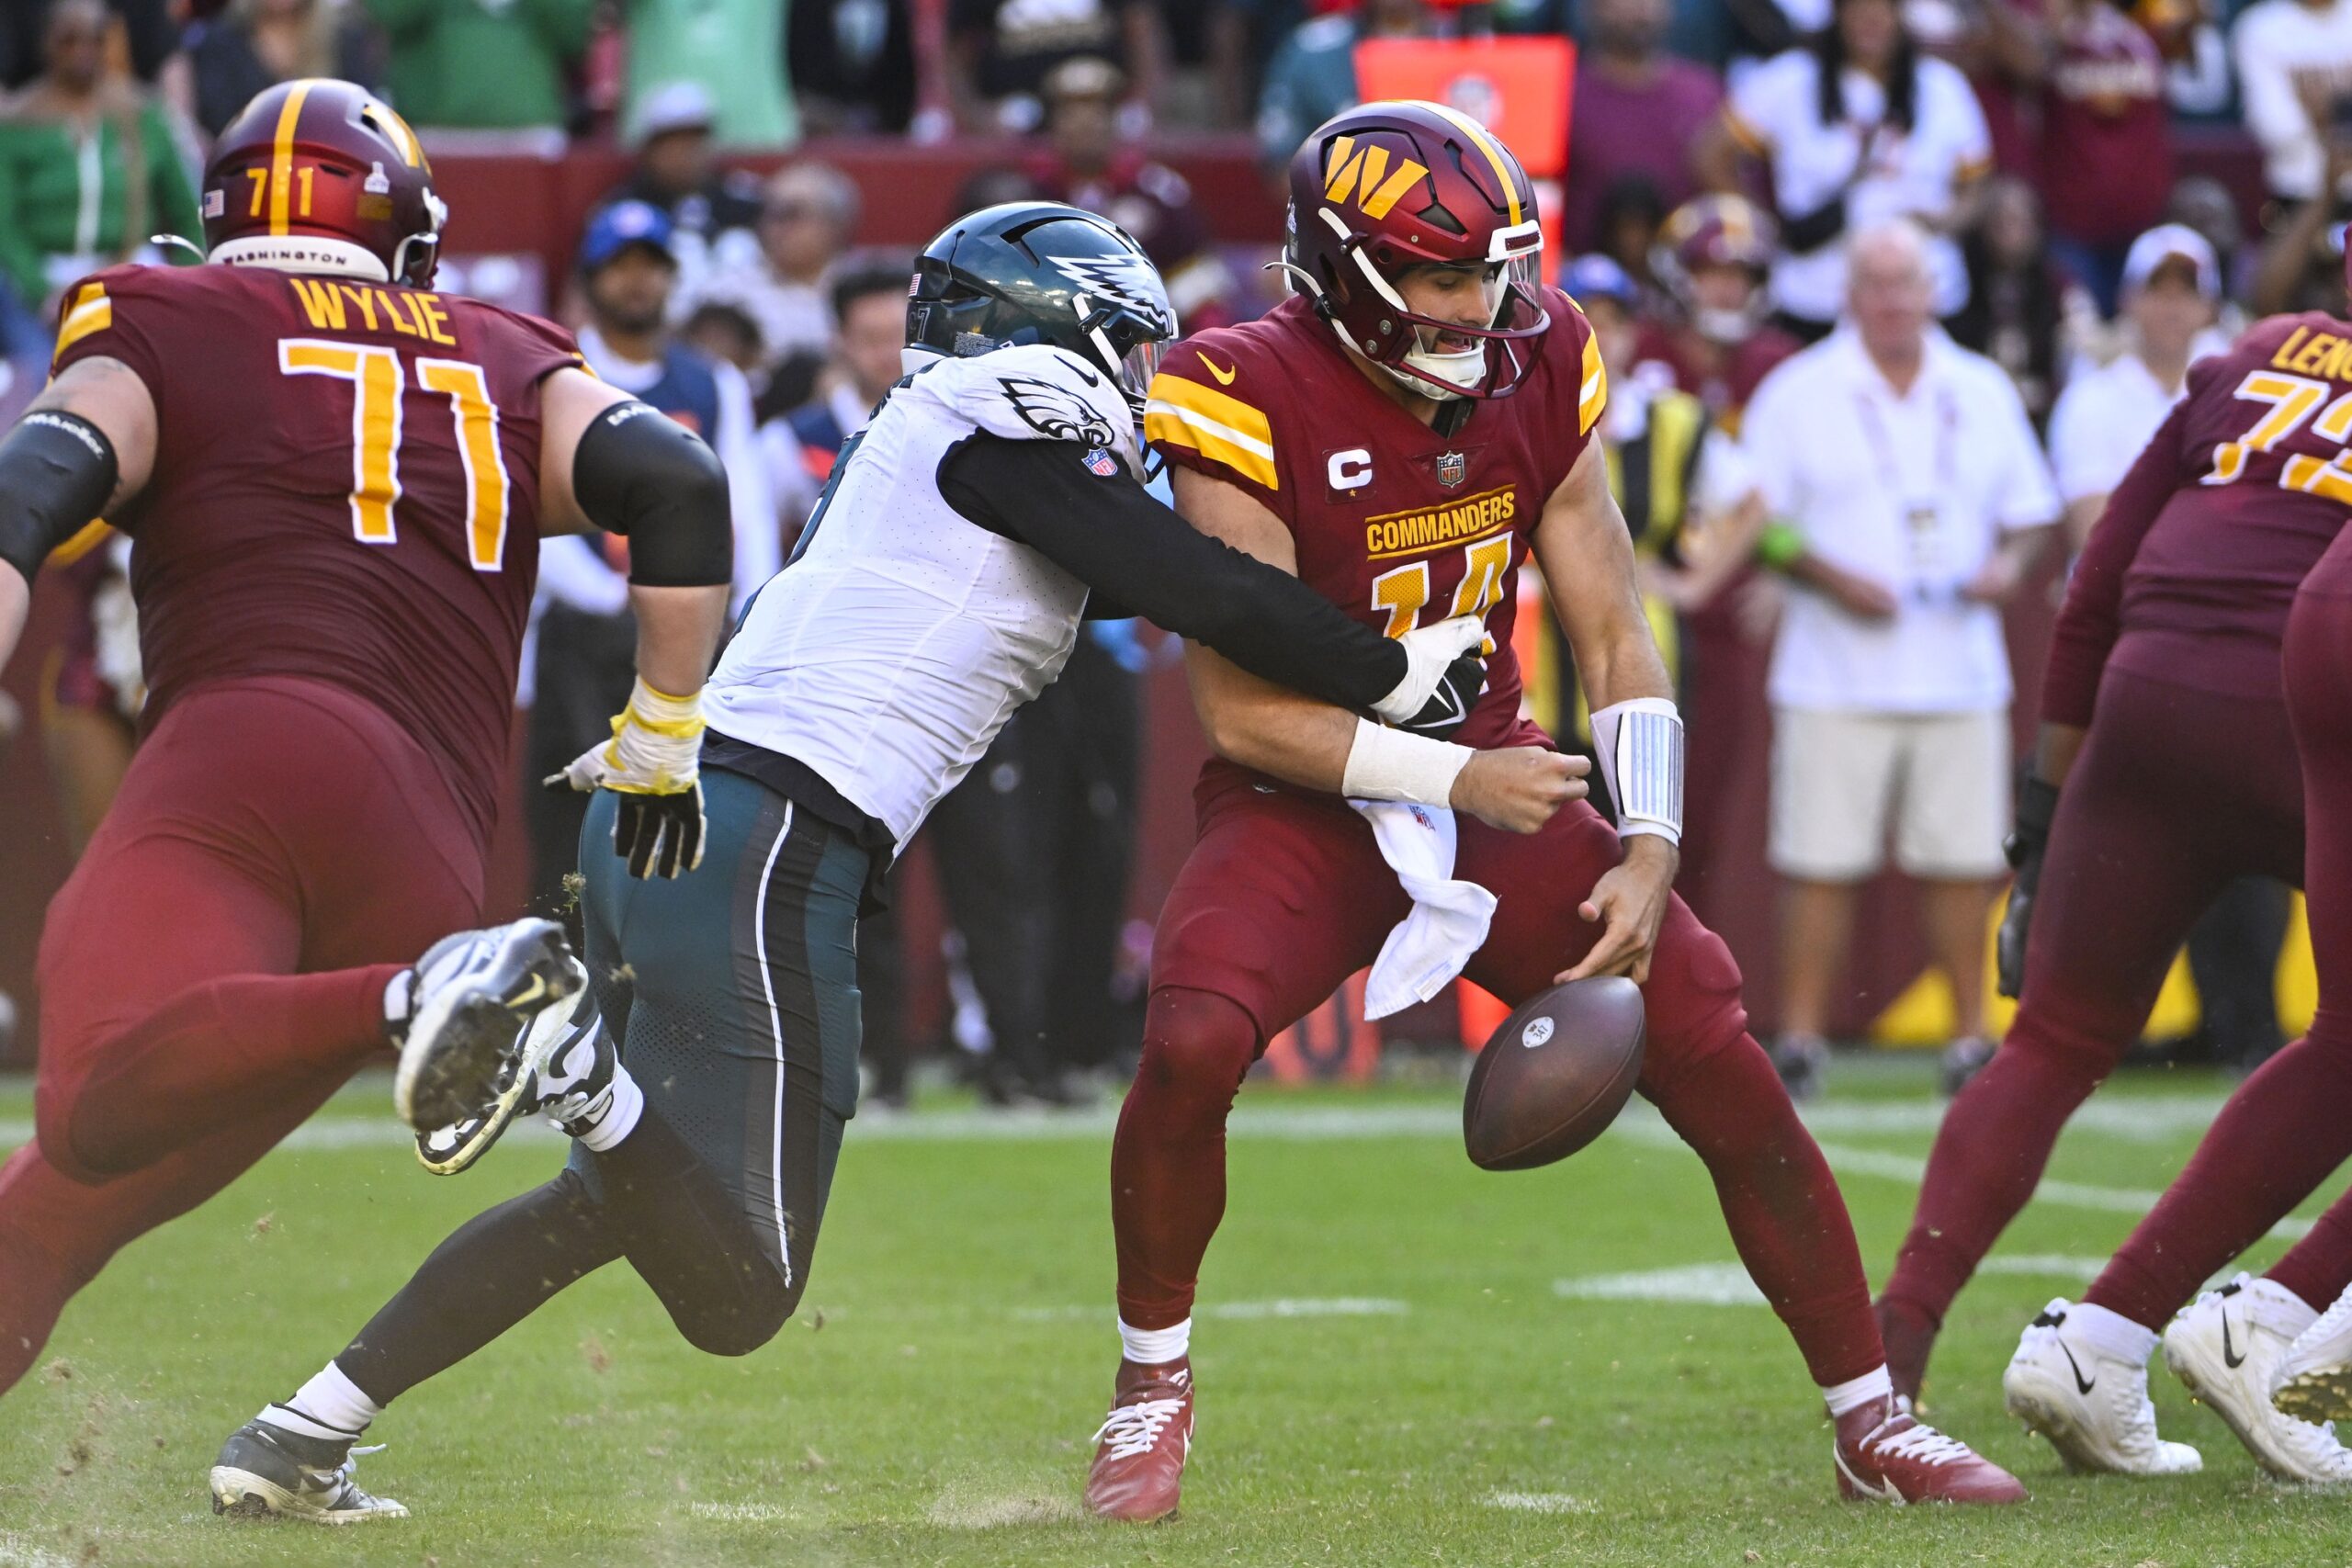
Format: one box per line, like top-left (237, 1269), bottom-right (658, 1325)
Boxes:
top-left (1312, 207), bottom-right (1550, 401)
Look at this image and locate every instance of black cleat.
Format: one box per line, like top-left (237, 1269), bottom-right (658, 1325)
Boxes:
top-left (209, 1419), bottom-right (406, 1524)
top-left (1769, 1032), bottom-right (1831, 1102)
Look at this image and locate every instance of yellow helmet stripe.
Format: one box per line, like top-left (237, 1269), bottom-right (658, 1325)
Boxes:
top-left (268, 80), bottom-right (314, 237)
top-left (1419, 101), bottom-right (1522, 228)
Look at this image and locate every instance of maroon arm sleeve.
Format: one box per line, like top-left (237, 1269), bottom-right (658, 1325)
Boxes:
top-left (2040, 395), bottom-right (2193, 728)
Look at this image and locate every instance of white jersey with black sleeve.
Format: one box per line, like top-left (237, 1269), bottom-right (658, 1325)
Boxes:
top-left (701, 344), bottom-right (1136, 855)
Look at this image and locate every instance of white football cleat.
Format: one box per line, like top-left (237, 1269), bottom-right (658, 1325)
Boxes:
top-left (390, 919), bottom-right (584, 1133)
top-left (2278, 1280), bottom-right (2352, 1425)
top-left (2164, 1274), bottom-right (2351, 1482)
top-left (2004, 1299), bottom-right (2201, 1475)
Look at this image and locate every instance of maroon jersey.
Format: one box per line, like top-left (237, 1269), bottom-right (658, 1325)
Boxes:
top-left (1632, 319), bottom-right (1800, 434)
top-left (1146, 289), bottom-right (1605, 753)
top-left (2044, 311), bottom-right (2352, 725)
top-left (51, 263), bottom-right (582, 843)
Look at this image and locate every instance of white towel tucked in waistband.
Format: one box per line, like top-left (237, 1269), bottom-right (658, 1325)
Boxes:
top-left (1349, 798), bottom-right (1497, 1020)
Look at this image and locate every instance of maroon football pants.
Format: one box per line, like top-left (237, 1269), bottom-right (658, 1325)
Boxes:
top-left (0, 676), bottom-right (483, 1396)
top-left (1876, 663), bottom-right (2304, 1390)
top-left (1116, 763), bottom-right (1883, 1389)
top-left (2079, 592), bottom-right (2352, 1329)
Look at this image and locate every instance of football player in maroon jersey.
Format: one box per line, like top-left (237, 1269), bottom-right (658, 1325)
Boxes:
top-left (1962, 282), bottom-right (2352, 1481)
top-left (0, 80), bottom-right (735, 1399)
top-left (1083, 100), bottom-right (2025, 1519)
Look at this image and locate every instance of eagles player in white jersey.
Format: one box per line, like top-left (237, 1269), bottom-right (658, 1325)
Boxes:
top-left (203, 203), bottom-right (1500, 1523)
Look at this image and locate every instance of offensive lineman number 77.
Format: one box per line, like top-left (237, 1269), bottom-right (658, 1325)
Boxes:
top-left (279, 339), bottom-right (513, 571)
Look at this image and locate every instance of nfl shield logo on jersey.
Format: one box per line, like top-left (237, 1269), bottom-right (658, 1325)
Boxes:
top-left (1085, 446), bottom-right (1119, 478)
top-left (1436, 451), bottom-right (1467, 488)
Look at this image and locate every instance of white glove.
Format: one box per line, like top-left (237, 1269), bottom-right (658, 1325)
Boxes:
top-left (545, 677), bottom-right (707, 878)
top-left (1370, 615), bottom-right (1489, 729)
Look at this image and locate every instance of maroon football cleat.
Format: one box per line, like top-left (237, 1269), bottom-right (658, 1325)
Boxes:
top-left (1084, 1357), bottom-right (1194, 1522)
top-left (1834, 1399), bottom-right (2028, 1504)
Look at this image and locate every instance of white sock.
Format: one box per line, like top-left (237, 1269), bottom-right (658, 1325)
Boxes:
top-left (381, 970), bottom-right (413, 1028)
top-left (2066, 1301), bottom-right (2160, 1364)
top-left (1821, 1365), bottom-right (1893, 1417)
top-left (572, 1062), bottom-right (644, 1153)
top-left (264, 1361), bottom-right (381, 1440)
top-left (1119, 1316), bottom-right (1191, 1366)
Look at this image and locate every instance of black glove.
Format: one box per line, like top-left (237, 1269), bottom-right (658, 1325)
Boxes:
top-left (615, 784), bottom-right (706, 880)
top-left (1394, 654), bottom-right (1487, 740)
top-left (1996, 773), bottom-right (2061, 998)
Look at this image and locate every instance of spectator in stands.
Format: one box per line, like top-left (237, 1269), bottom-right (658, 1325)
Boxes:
top-left (2251, 134), bottom-right (2352, 314)
top-left (184, 0), bottom-right (380, 139)
top-left (949, 0), bottom-right (1162, 135)
top-left (1946, 175), bottom-right (2091, 431)
top-left (365, 0), bottom-right (591, 149)
top-left (602, 81), bottom-right (765, 315)
top-left (1741, 220), bottom-right (2059, 1098)
top-left (791, 0), bottom-right (915, 134)
top-left (2233, 0), bottom-right (2352, 205)
top-left (1257, 0), bottom-right (1452, 171)
top-left (691, 161), bottom-right (860, 399)
top-left (1697, 0), bottom-right (1993, 341)
top-left (2167, 174), bottom-right (2253, 315)
top-left (1984, 0), bottom-right (2173, 313)
top-left (620, 0), bottom-right (795, 148)
top-left (1564, 0), bottom-right (1723, 254)
top-left (1023, 56), bottom-right (1235, 329)
top-left (0, 0), bottom-right (200, 363)
top-left (526, 199), bottom-right (777, 916)
top-left (2046, 223), bottom-right (2221, 550)
top-left (787, 258), bottom-right (910, 473)
top-left (1593, 175), bottom-right (1675, 309)
top-left (1640, 193), bottom-right (1805, 430)
top-left (754, 257), bottom-right (909, 539)
top-left (1, 0), bottom-right (177, 89)
top-left (681, 299), bottom-right (764, 378)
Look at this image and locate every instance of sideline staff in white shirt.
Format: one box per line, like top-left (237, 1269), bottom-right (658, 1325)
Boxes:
top-left (1697, 0), bottom-right (1993, 334)
top-left (2046, 224), bottom-right (2226, 550)
top-left (1740, 220), bottom-right (2059, 1094)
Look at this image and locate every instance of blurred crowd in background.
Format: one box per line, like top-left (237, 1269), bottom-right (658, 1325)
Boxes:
top-left (2, 0), bottom-right (2339, 1103)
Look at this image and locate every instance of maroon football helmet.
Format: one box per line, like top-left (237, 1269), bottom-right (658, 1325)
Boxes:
top-left (1651, 194), bottom-right (1777, 344)
top-left (202, 80), bottom-right (446, 288)
top-left (1283, 99), bottom-right (1550, 400)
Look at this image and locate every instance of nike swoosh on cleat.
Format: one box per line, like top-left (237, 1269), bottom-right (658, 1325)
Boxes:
top-left (2059, 1339), bottom-right (2097, 1395)
top-left (1198, 352), bottom-right (1238, 385)
top-left (2223, 1313), bottom-right (2247, 1370)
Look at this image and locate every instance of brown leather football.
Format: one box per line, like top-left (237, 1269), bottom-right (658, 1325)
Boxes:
top-left (1463, 976), bottom-right (1647, 1171)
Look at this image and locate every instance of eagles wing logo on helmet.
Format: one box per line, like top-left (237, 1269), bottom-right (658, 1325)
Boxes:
top-left (1044, 252), bottom-right (1173, 333)
top-left (998, 374), bottom-right (1119, 446)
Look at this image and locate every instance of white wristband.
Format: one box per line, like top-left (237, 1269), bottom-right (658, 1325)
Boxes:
top-left (1589, 697), bottom-right (1683, 843)
top-left (1341, 716), bottom-right (1474, 807)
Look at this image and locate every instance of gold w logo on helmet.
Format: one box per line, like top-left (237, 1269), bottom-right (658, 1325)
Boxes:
top-left (1321, 136), bottom-right (1428, 220)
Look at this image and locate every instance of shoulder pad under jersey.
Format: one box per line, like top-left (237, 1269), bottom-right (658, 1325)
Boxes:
top-left (910, 343), bottom-right (1135, 458)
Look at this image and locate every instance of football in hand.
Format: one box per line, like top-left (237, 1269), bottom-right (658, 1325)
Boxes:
top-left (1462, 976), bottom-right (1646, 1171)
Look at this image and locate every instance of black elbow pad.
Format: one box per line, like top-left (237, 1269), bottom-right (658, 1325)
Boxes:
top-left (0, 411), bottom-right (118, 585)
top-left (571, 400), bottom-right (733, 588)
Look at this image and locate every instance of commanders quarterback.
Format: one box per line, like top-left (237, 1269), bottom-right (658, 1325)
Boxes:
top-left (1083, 100), bottom-right (2026, 1517)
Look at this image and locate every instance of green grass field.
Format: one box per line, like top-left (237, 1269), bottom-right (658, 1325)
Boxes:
top-left (4, 1057), bottom-right (2351, 1568)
